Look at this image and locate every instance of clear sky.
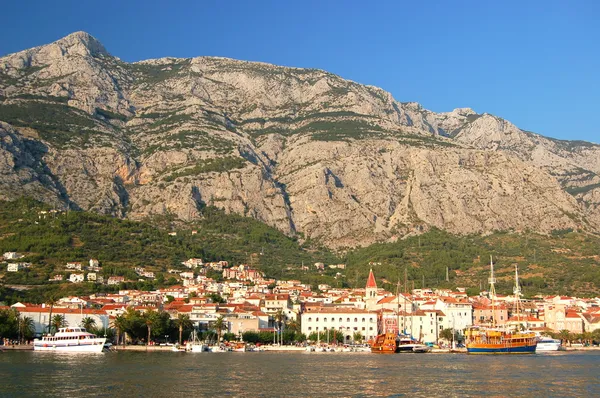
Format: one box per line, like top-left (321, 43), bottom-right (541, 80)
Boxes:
top-left (1, 0), bottom-right (598, 143)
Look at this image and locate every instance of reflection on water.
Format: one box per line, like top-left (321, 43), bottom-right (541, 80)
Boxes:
top-left (1, 351), bottom-right (599, 397)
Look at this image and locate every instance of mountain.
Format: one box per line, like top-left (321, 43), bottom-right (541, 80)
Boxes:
top-left (1, 32), bottom-right (599, 248)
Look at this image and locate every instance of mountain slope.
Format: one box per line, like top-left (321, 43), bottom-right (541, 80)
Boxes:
top-left (1, 32), bottom-right (599, 248)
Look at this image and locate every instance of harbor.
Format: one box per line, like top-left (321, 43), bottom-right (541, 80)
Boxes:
top-left (2, 349), bottom-right (600, 397)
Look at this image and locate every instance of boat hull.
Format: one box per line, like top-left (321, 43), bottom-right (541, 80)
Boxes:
top-left (536, 342), bottom-right (564, 352)
top-left (33, 339), bottom-right (106, 353)
top-left (467, 343), bottom-right (536, 354)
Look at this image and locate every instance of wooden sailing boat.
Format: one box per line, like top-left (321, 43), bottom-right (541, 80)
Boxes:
top-left (370, 273), bottom-right (400, 354)
top-left (465, 257), bottom-right (537, 354)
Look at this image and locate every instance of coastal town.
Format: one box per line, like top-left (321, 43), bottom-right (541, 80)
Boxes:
top-left (2, 250), bottom-right (600, 351)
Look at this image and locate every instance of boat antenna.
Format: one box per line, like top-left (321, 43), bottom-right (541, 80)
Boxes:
top-left (489, 255), bottom-right (497, 328)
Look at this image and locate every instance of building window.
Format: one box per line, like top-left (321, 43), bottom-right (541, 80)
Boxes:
top-left (324, 318), bottom-right (327, 322)
top-left (369, 327), bottom-right (373, 331)
top-left (308, 318), bottom-right (312, 322)
top-left (339, 318), bottom-right (342, 322)
top-left (308, 327), bottom-right (312, 331)
top-left (354, 327), bottom-right (357, 331)
top-left (316, 318), bottom-right (319, 322)
top-left (354, 318), bottom-right (358, 322)
top-left (362, 327), bottom-right (365, 331)
top-left (362, 318), bottom-right (365, 322)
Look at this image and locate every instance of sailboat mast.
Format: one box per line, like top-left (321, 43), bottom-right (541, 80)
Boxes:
top-left (514, 264), bottom-right (522, 328)
top-left (489, 255), bottom-right (497, 327)
top-left (396, 281), bottom-right (400, 336)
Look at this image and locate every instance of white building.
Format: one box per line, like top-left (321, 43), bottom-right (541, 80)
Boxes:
top-left (89, 259), bottom-right (100, 271)
top-left (69, 273), bottom-right (85, 283)
top-left (301, 307), bottom-right (378, 343)
top-left (7, 263), bottom-right (23, 272)
top-left (3, 252), bottom-right (23, 260)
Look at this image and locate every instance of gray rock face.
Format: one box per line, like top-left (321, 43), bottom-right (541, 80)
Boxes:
top-left (1, 32), bottom-right (599, 247)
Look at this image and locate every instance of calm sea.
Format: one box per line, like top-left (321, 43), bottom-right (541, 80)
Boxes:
top-left (1, 350), bottom-right (599, 397)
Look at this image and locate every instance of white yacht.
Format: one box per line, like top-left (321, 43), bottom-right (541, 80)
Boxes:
top-left (34, 327), bottom-right (107, 353)
top-left (536, 336), bottom-right (564, 352)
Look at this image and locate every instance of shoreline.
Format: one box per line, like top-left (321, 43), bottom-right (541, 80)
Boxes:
top-left (3, 344), bottom-right (599, 353)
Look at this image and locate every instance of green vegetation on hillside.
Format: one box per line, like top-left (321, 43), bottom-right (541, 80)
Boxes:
top-left (163, 157), bottom-right (247, 182)
top-left (0, 199), bottom-right (599, 304)
top-left (0, 101), bottom-right (107, 147)
top-left (344, 228), bottom-right (600, 297)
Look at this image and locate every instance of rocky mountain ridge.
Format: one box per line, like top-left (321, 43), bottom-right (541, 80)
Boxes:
top-left (1, 32), bottom-right (599, 248)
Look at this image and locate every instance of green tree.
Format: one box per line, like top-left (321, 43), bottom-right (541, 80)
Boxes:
top-left (18, 316), bottom-right (36, 342)
top-left (207, 293), bottom-right (225, 304)
top-left (0, 308), bottom-right (20, 340)
top-left (558, 329), bottom-right (572, 346)
top-left (212, 315), bottom-right (228, 342)
top-left (440, 328), bottom-right (454, 343)
top-left (175, 313), bottom-right (193, 345)
top-left (80, 316), bottom-right (97, 332)
top-left (353, 331), bottom-right (363, 343)
top-left (143, 309), bottom-right (159, 346)
top-left (44, 293), bottom-right (59, 334)
top-left (111, 314), bottom-right (127, 346)
top-left (51, 314), bottom-right (67, 333)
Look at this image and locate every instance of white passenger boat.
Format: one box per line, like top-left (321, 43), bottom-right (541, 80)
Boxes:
top-left (536, 336), bottom-right (564, 352)
top-left (34, 327), bottom-right (106, 353)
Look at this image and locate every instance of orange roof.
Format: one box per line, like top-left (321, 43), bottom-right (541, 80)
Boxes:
top-left (366, 269), bottom-right (377, 289)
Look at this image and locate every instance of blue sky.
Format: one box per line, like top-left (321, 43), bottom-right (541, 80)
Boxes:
top-left (1, 0), bottom-right (598, 143)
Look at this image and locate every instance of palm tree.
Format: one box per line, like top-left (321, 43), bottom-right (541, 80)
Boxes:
top-left (353, 331), bottom-right (363, 344)
top-left (143, 310), bottom-right (158, 346)
top-left (175, 313), bottom-right (193, 345)
top-left (111, 314), bottom-right (127, 346)
top-left (18, 316), bottom-right (35, 343)
top-left (51, 314), bottom-right (67, 333)
top-left (80, 316), bottom-right (97, 332)
top-left (558, 329), bottom-right (571, 346)
top-left (287, 319), bottom-right (301, 334)
top-left (274, 310), bottom-right (286, 345)
top-left (213, 315), bottom-right (228, 343)
top-left (45, 293), bottom-right (58, 335)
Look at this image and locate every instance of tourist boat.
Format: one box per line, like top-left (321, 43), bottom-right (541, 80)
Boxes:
top-left (466, 259), bottom-right (537, 354)
top-left (370, 331), bottom-right (400, 354)
top-left (536, 336), bottom-right (564, 352)
top-left (33, 327), bottom-right (106, 353)
top-left (465, 326), bottom-right (537, 354)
